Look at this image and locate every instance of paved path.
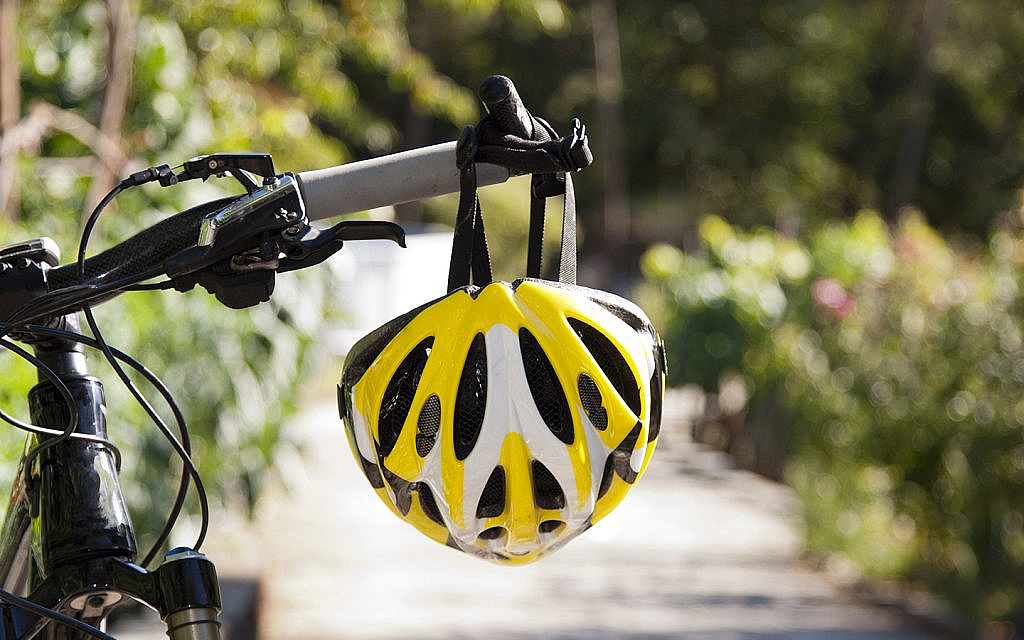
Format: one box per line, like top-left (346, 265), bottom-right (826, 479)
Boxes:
top-left (113, 390), bottom-right (944, 639)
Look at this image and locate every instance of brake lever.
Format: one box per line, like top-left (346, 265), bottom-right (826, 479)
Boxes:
top-left (171, 153), bottom-right (277, 194)
top-left (276, 220), bottom-right (406, 274)
top-left (170, 220), bottom-right (405, 308)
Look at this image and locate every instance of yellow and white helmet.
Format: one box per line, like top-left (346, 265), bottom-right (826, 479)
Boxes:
top-left (339, 117), bottom-right (664, 563)
top-left (338, 278), bottom-right (665, 564)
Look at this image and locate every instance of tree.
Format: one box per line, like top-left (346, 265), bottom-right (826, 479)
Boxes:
top-left (615, 0), bottom-right (1024, 239)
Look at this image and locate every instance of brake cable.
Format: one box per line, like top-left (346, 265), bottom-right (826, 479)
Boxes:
top-left (18, 324), bottom-right (198, 568)
top-left (73, 178), bottom-right (211, 562)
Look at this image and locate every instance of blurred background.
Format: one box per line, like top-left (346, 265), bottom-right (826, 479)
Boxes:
top-left (1, 0), bottom-right (1023, 637)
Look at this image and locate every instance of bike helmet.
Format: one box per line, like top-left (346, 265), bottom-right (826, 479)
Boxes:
top-left (339, 279), bottom-right (665, 564)
top-left (338, 110), bottom-right (665, 563)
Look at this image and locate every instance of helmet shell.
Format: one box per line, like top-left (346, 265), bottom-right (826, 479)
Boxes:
top-left (339, 279), bottom-right (665, 564)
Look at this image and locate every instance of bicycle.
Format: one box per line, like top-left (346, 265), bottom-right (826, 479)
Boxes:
top-left (0, 76), bottom-right (592, 639)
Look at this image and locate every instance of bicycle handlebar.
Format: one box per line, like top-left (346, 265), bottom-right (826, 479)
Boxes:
top-left (43, 145), bottom-right (510, 291)
top-left (297, 141), bottom-right (510, 222)
top-left (46, 198), bottom-right (235, 291)
top-left (40, 75), bottom-right (572, 308)
top-left (297, 75), bottom-right (551, 221)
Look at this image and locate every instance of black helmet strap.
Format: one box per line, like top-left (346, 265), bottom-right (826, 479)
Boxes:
top-left (528, 171), bottom-right (576, 285)
top-left (447, 159), bottom-right (494, 291)
top-left (447, 117), bottom-right (587, 292)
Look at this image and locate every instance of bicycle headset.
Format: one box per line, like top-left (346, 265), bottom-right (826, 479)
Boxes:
top-left (339, 87), bottom-right (666, 564)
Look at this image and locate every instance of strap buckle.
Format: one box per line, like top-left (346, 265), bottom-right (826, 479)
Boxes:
top-left (559, 118), bottom-right (592, 172)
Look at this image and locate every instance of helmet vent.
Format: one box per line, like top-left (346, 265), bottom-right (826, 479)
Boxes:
top-left (476, 466), bottom-right (506, 518)
top-left (577, 373), bottom-right (608, 431)
top-left (454, 333), bottom-right (488, 461)
top-left (478, 526), bottom-right (506, 541)
top-left (531, 460), bottom-right (566, 510)
top-left (597, 422), bottom-right (643, 499)
top-left (597, 456), bottom-right (615, 501)
top-left (648, 369), bottom-right (663, 442)
top-left (416, 483), bottom-right (445, 525)
top-left (377, 337), bottom-right (434, 458)
top-left (337, 383), bottom-right (349, 422)
top-left (416, 394), bottom-right (442, 457)
top-left (567, 318), bottom-right (641, 417)
top-left (539, 520), bottom-right (564, 534)
top-left (518, 328), bottom-right (574, 445)
top-left (356, 453), bottom-right (384, 489)
top-left (382, 466), bottom-right (413, 515)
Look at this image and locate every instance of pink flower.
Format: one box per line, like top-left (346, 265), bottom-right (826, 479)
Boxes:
top-left (812, 277), bottom-right (856, 320)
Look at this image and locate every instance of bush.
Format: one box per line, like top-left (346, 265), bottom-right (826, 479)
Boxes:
top-left (643, 210), bottom-right (1024, 626)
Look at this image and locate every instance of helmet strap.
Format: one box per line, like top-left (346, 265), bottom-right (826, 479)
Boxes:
top-left (447, 157), bottom-right (494, 291)
top-left (448, 116), bottom-right (587, 291)
top-left (527, 172), bottom-right (576, 285)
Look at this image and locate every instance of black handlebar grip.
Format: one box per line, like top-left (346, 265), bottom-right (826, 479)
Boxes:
top-left (479, 76), bottom-right (552, 143)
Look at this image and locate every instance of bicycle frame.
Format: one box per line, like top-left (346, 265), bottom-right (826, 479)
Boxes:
top-left (0, 312), bottom-right (222, 640)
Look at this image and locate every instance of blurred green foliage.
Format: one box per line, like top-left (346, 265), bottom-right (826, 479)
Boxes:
top-left (643, 210), bottom-right (1024, 625)
top-left (617, 0), bottom-right (1024, 239)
